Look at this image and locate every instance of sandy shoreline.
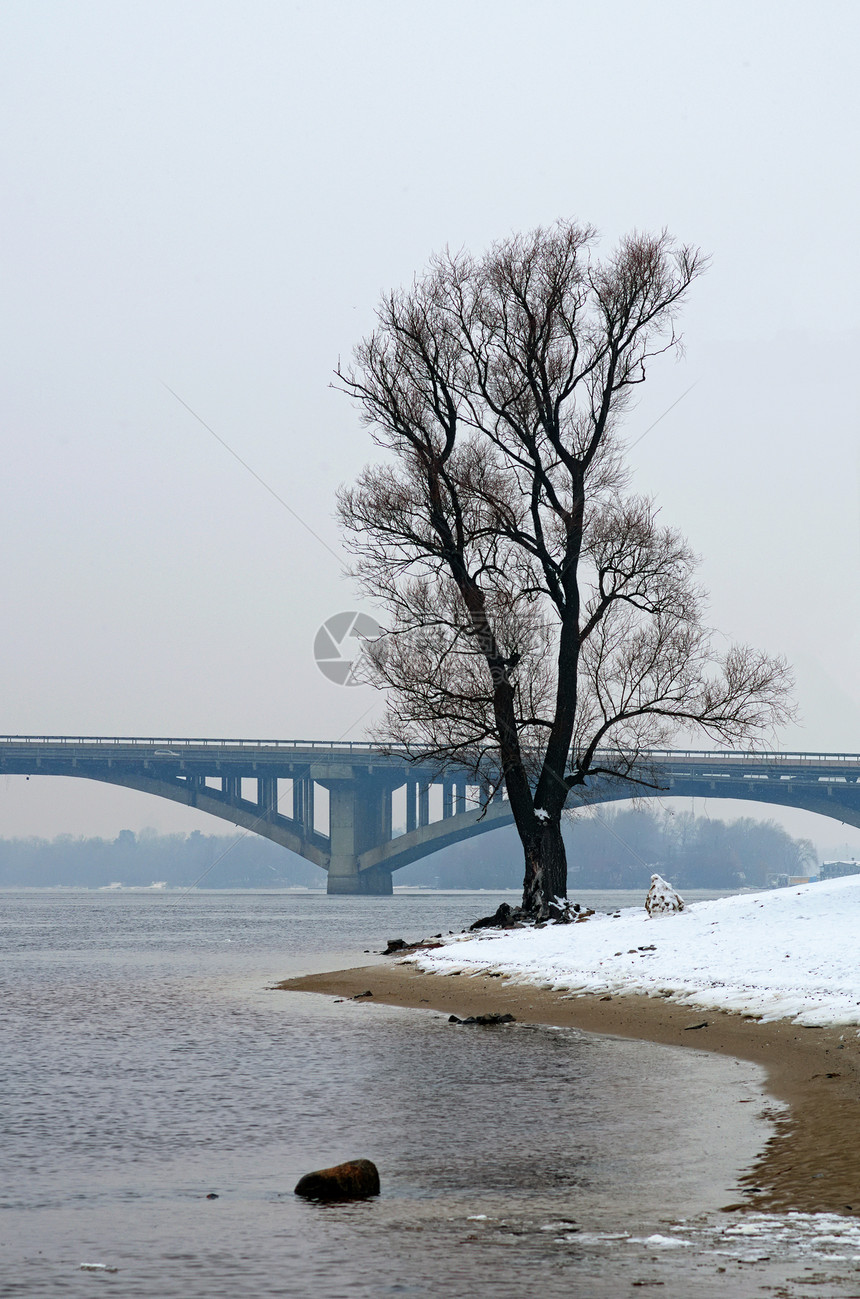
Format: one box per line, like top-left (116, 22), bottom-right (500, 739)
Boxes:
top-left (276, 960), bottom-right (860, 1216)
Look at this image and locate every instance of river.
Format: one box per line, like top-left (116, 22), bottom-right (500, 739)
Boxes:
top-left (2, 888), bottom-right (860, 1297)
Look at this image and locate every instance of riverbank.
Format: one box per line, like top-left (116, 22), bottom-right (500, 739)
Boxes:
top-left (277, 960), bottom-right (860, 1216)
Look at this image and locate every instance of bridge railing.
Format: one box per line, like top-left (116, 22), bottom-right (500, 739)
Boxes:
top-left (635, 750), bottom-right (860, 765)
top-left (2, 736), bottom-right (860, 762)
top-left (2, 736), bottom-right (860, 763)
top-left (0, 735), bottom-right (383, 750)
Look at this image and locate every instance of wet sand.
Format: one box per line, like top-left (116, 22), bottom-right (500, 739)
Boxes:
top-left (276, 960), bottom-right (860, 1216)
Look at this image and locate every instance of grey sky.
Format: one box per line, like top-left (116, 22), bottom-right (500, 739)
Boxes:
top-left (1, 1), bottom-right (859, 848)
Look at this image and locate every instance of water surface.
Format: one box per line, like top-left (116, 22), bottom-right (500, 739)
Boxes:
top-left (2, 889), bottom-right (859, 1297)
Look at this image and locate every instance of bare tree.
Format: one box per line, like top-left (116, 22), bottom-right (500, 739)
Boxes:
top-left (336, 221), bottom-right (792, 914)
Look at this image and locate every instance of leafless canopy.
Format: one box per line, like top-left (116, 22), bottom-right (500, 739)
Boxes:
top-left (336, 220), bottom-right (792, 910)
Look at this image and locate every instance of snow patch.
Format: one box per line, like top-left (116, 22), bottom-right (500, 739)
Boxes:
top-left (412, 876), bottom-right (860, 1028)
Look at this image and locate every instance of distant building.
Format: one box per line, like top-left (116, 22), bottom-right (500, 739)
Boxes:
top-left (820, 860), bottom-right (860, 880)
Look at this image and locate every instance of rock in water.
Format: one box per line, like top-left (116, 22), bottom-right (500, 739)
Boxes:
top-left (645, 873), bottom-right (685, 916)
top-left (294, 1159), bottom-right (380, 1201)
top-left (449, 1012), bottom-right (515, 1026)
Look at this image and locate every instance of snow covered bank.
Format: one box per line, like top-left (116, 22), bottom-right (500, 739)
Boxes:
top-left (412, 876), bottom-right (860, 1029)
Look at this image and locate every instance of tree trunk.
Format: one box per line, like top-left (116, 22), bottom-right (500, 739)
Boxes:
top-left (522, 818), bottom-right (568, 915)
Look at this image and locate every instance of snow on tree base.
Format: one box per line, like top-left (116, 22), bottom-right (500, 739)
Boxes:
top-left (645, 873), bottom-right (685, 916)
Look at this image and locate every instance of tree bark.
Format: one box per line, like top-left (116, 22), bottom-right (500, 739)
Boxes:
top-left (522, 818), bottom-right (568, 915)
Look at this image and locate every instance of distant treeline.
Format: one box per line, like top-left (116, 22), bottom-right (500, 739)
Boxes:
top-left (0, 828), bottom-right (321, 889)
top-left (398, 808), bottom-right (817, 891)
top-left (572, 808), bottom-right (816, 890)
top-left (0, 808), bottom-right (817, 891)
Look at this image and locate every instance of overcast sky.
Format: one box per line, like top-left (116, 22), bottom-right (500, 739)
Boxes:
top-left (2, 1), bottom-right (859, 850)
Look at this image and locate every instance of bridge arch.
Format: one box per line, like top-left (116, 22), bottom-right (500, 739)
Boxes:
top-left (3, 738), bottom-right (860, 892)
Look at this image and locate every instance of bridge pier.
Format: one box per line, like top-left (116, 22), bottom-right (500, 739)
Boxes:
top-left (323, 770), bottom-right (395, 895)
top-left (326, 863), bottom-right (394, 895)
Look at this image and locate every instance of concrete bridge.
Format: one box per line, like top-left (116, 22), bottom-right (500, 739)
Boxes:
top-left (3, 736), bottom-right (860, 893)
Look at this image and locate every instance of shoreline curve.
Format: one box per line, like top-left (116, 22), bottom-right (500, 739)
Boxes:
top-left (276, 961), bottom-right (860, 1216)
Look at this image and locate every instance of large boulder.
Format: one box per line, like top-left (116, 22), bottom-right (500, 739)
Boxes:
top-left (294, 1158), bottom-right (380, 1201)
top-left (645, 873), bottom-right (685, 916)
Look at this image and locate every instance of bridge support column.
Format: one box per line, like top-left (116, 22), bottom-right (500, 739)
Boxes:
top-left (406, 778), bottom-right (417, 833)
top-left (292, 776), bottom-right (315, 833)
top-left (324, 771), bottom-right (394, 895)
top-left (303, 778), bottom-right (314, 836)
top-left (257, 776), bottom-right (277, 818)
top-left (381, 783), bottom-right (392, 842)
top-left (418, 782), bottom-right (430, 828)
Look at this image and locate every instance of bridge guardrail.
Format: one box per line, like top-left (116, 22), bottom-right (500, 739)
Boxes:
top-left (0, 735), bottom-right (383, 751)
top-left (2, 736), bottom-right (860, 765)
